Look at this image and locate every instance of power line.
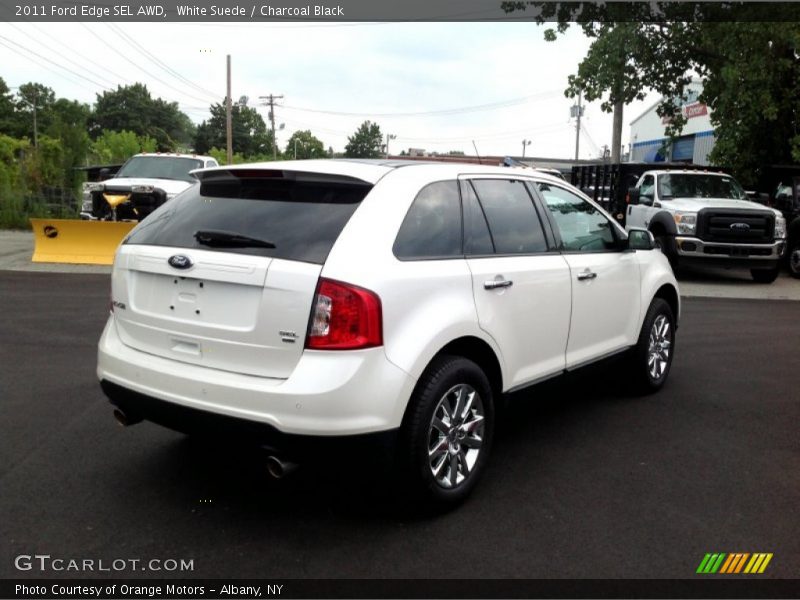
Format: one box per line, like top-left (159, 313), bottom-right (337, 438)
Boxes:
top-left (23, 23), bottom-right (137, 89)
top-left (105, 23), bottom-right (220, 101)
top-left (279, 91), bottom-right (561, 118)
top-left (6, 23), bottom-right (121, 90)
top-left (0, 34), bottom-right (110, 90)
top-left (77, 23), bottom-right (217, 106)
top-left (0, 39), bottom-right (85, 89)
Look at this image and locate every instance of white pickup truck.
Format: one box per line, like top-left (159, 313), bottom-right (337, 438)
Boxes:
top-left (626, 170), bottom-right (787, 282)
top-left (80, 153), bottom-right (218, 221)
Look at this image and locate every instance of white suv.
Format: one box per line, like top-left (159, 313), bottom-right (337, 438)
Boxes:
top-left (98, 160), bottom-right (680, 504)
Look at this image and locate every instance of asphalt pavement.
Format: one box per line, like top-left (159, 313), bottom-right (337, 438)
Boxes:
top-left (1, 270), bottom-right (799, 582)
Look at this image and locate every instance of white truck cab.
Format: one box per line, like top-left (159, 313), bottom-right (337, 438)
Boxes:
top-left (626, 170), bottom-right (787, 282)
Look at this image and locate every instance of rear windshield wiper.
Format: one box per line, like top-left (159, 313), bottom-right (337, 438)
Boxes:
top-left (194, 229), bottom-right (276, 249)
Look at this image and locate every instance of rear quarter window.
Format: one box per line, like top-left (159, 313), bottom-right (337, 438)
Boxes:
top-left (393, 181), bottom-right (462, 260)
top-left (125, 172), bottom-right (371, 264)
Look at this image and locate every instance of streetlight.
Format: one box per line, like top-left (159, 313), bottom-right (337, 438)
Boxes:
top-left (385, 133), bottom-right (397, 159)
top-left (521, 139), bottom-right (531, 159)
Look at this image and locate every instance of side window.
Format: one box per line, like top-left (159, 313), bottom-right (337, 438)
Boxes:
top-left (639, 175), bottom-right (655, 202)
top-left (206, 160), bottom-right (218, 168)
top-left (470, 179), bottom-right (548, 254)
top-left (537, 183), bottom-right (619, 252)
top-left (461, 181), bottom-right (494, 256)
top-left (393, 181), bottom-right (462, 260)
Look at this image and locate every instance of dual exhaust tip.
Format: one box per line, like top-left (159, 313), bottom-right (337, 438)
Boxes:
top-left (111, 409), bottom-right (299, 479)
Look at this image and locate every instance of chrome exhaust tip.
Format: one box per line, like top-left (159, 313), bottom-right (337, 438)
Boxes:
top-left (266, 455), bottom-right (299, 479)
top-left (113, 408), bottom-right (142, 427)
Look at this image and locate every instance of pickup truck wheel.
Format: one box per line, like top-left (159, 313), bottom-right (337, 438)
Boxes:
top-left (750, 267), bottom-right (780, 283)
top-left (398, 355), bottom-right (494, 507)
top-left (788, 241), bottom-right (800, 279)
top-left (629, 298), bottom-right (676, 394)
top-left (653, 234), bottom-right (678, 268)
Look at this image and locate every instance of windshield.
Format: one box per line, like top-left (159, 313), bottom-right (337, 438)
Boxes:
top-left (116, 156), bottom-right (203, 183)
top-left (657, 173), bottom-right (746, 200)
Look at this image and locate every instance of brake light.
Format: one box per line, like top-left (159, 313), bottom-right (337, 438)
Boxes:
top-left (306, 279), bottom-right (382, 350)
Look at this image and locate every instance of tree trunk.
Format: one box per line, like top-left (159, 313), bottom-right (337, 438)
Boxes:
top-left (612, 99), bottom-right (623, 163)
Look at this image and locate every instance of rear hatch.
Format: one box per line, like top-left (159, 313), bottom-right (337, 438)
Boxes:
top-left (112, 168), bottom-right (373, 379)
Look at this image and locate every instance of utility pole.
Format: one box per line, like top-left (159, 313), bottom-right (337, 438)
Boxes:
top-left (226, 55), bottom-right (232, 165)
top-left (573, 91), bottom-right (583, 160)
top-left (31, 97), bottom-right (37, 149)
top-left (521, 139), bottom-right (531, 159)
top-left (259, 94), bottom-right (284, 159)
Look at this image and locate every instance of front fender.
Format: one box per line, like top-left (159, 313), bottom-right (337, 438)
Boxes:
top-left (648, 211), bottom-right (678, 236)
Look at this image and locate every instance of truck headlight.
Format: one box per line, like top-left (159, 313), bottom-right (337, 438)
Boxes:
top-left (85, 182), bottom-right (104, 192)
top-left (775, 216), bottom-right (786, 239)
top-left (674, 212), bottom-right (697, 235)
top-left (131, 184), bottom-right (154, 193)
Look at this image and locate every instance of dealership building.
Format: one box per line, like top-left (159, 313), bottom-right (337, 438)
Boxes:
top-left (629, 82), bottom-right (715, 165)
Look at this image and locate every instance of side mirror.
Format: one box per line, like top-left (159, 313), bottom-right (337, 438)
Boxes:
top-left (98, 168), bottom-right (110, 181)
top-left (626, 187), bottom-right (640, 205)
top-left (627, 228), bottom-right (656, 251)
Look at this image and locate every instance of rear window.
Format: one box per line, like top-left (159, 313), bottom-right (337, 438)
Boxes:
top-left (125, 171), bottom-right (371, 264)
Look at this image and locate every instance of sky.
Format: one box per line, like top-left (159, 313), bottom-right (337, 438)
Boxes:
top-left (1, 21), bottom-right (659, 159)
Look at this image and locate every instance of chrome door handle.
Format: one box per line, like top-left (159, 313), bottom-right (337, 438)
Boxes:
top-left (484, 279), bottom-right (513, 290)
top-left (577, 271), bottom-right (597, 281)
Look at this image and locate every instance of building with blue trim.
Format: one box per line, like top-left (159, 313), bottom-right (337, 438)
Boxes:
top-left (629, 82), bottom-right (715, 165)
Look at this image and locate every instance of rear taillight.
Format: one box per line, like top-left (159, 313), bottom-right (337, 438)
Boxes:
top-left (305, 278), bottom-right (382, 350)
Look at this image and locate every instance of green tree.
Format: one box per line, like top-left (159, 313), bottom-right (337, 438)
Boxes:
top-left (284, 130), bottom-right (326, 159)
top-left (503, 2), bottom-right (800, 184)
top-left (344, 120), bottom-right (383, 158)
top-left (45, 98), bottom-right (91, 191)
top-left (90, 130), bottom-right (157, 164)
top-left (0, 78), bottom-right (20, 136)
top-left (194, 98), bottom-right (274, 158)
top-left (92, 83), bottom-right (194, 151)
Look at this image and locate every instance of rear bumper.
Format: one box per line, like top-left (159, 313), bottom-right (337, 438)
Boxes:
top-left (102, 380), bottom-right (399, 456)
top-left (97, 316), bottom-right (417, 436)
top-left (673, 236), bottom-right (785, 268)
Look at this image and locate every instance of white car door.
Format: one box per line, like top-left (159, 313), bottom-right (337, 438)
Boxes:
top-left (535, 181), bottom-right (641, 368)
top-left (627, 173), bottom-right (656, 230)
top-left (461, 177), bottom-right (572, 389)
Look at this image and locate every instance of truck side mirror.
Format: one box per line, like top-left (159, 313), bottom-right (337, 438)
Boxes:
top-left (627, 228), bottom-right (656, 250)
top-left (627, 187), bottom-right (640, 205)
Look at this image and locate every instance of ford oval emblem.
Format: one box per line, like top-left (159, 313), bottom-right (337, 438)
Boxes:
top-left (730, 222), bottom-right (750, 231)
top-left (168, 254), bottom-right (193, 269)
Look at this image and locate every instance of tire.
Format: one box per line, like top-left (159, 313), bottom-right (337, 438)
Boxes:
top-left (750, 267), bottom-right (780, 283)
top-left (628, 298), bottom-right (676, 395)
top-left (653, 233), bottom-right (678, 269)
top-left (397, 355), bottom-right (495, 507)
top-left (788, 240), bottom-right (800, 279)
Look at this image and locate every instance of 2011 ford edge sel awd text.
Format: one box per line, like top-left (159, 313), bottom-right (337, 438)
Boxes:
top-left (98, 160), bottom-right (680, 505)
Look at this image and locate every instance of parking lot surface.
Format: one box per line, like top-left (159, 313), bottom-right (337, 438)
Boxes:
top-left (1, 270), bottom-right (798, 580)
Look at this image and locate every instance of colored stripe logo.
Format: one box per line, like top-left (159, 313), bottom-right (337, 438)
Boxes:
top-left (697, 553), bottom-right (773, 574)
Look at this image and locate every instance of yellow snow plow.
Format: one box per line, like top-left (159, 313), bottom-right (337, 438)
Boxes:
top-left (30, 218), bottom-right (136, 265)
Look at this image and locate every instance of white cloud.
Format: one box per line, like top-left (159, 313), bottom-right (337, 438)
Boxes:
top-left (1, 21), bottom-right (658, 158)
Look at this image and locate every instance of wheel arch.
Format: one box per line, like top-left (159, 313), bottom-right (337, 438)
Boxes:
top-left (433, 336), bottom-right (504, 398)
top-left (648, 211), bottom-right (678, 236)
top-left (653, 283), bottom-right (680, 327)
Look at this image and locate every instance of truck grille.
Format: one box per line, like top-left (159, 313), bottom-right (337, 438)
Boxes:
top-left (695, 209), bottom-right (774, 243)
top-left (91, 188), bottom-right (167, 221)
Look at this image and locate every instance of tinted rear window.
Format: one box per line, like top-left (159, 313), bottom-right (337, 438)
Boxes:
top-left (125, 173), bottom-right (371, 264)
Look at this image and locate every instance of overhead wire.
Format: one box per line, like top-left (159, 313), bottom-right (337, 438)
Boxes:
top-left (105, 23), bottom-right (221, 101)
top-left (77, 23), bottom-right (219, 105)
